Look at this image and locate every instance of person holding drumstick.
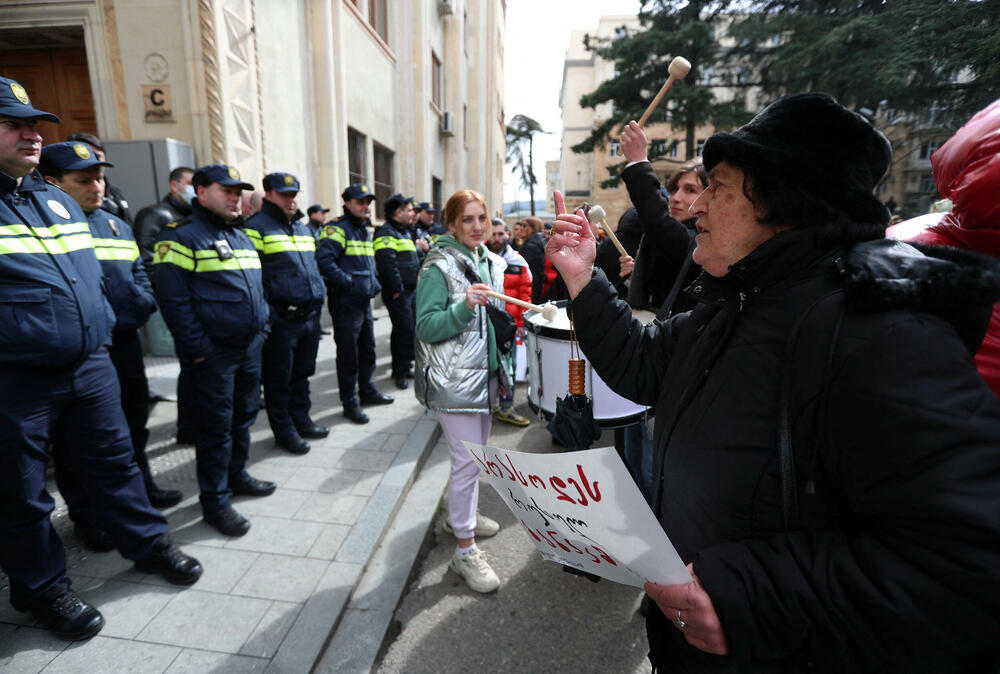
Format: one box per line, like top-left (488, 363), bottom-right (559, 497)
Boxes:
top-left (547, 93), bottom-right (1000, 671)
top-left (414, 189), bottom-right (513, 593)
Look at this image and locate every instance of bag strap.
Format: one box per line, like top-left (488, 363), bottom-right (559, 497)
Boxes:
top-left (778, 290), bottom-right (845, 531)
top-left (656, 241), bottom-right (696, 321)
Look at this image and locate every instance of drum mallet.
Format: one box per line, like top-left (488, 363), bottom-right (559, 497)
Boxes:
top-left (637, 56), bottom-right (691, 128)
top-left (587, 205), bottom-right (627, 257)
top-left (484, 290), bottom-right (558, 322)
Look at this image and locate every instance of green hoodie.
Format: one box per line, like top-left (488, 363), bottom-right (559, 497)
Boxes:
top-left (415, 234), bottom-right (500, 377)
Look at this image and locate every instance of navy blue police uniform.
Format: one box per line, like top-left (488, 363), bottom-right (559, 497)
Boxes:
top-left (153, 164), bottom-right (271, 524)
top-left (244, 173), bottom-right (326, 450)
top-left (316, 184), bottom-right (384, 417)
top-left (374, 193), bottom-right (420, 386)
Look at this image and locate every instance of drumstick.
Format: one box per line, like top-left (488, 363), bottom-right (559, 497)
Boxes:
top-left (483, 290), bottom-right (558, 322)
top-left (637, 56), bottom-right (691, 128)
top-left (587, 205), bottom-right (627, 257)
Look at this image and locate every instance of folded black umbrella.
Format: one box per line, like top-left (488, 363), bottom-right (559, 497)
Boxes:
top-left (546, 393), bottom-right (601, 451)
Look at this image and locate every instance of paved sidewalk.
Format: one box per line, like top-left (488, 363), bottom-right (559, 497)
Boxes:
top-left (0, 306), bottom-right (440, 673)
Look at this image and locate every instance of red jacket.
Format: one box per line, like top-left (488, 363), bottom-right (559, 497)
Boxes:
top-left (911, 97), bottom-right (1000, 397)
top-left (498, 245), bottom-right (533, 328)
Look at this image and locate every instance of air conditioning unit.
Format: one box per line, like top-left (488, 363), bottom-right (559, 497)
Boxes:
top-left (437, 0), bottom-right (455, 16)
top-left (440, 111), bottom-right (456, 136)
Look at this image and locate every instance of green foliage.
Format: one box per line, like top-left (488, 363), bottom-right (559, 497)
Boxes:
top-left (506, 114), bottom-right (549, 215)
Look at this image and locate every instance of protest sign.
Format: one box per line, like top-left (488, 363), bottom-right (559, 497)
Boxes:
top-left (466, 443), bottom-right (689, 588)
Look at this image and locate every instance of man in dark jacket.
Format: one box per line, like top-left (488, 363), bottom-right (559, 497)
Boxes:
top-left (40, 142), bottom-right (184, 532)
top-left (154, 164), bottom-right (276, 538)
top-left (375, 193), bottom-right (421, 390)
top-left (548, 93), bottom-right (1000, 672)
top-left (134, 166), bottom-right (195, 276)
top-left (244, 173), bottom-right (328, 455)
top-left (0, 77), bottom-right (201, 642)
top-left (317, 183), bottom-right (393, 424)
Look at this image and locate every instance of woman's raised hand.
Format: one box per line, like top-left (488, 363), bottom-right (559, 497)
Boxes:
top-left (545, 190), bottom-right (596, 299)
top-left (464, 282), bottom-right (491, 312)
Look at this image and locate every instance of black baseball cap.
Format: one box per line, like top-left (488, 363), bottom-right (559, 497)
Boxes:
top-left (0, 77), bottom-right (60, 123)
top-left (40, 141), bottom-right (114, 173)
top-left (263, 172), bottom-right (300, 193)
top-left (342, 183), bottom-right (374, 201)
top-left (307, 203), bottom-right (330, 216)
top-left (192, 163), bottom-right (253, 190)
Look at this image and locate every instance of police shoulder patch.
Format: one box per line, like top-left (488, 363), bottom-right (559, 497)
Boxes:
top-left (324, 224), bottom-right (337, 236)
top-left (156, 241), bottom-right (171, 260)
top-left (166, 220), bottom-right (179, 228)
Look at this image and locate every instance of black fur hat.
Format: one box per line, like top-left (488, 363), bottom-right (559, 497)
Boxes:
top-left (702, 93), bottom-right (892, 225)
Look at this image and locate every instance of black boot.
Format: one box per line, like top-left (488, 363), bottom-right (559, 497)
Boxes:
top-left (29, 582), bottom-right (104, 641)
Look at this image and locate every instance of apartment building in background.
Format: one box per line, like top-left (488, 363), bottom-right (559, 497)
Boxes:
top-left (0, 0), bottom-right (506, 219)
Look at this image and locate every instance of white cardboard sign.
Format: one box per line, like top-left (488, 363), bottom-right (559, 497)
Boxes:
top-left (466, 443), bottom-right (690, 588)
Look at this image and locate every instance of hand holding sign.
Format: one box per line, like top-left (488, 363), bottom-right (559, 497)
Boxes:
top-left (645, 565), bottom-right (730, 656)
top-left (546, 190), bottom-right (597, 299)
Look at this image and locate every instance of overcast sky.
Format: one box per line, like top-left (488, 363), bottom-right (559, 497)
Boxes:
top-left (502, 0), bottom-right (640, 203)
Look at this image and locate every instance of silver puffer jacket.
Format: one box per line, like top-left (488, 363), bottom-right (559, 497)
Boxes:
top-left (415, 244), bottom-right (512, 413)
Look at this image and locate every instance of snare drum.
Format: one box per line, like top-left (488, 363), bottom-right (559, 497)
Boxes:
top-left (524, 303), bottom-right (654, 428)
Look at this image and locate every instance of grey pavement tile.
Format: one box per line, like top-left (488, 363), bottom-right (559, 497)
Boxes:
top-left (0, 591), bottom-right (33, 626)
top-left (165, 648), bottom-right (267, 673)
top-left (378, 433), bottom-right (410, 454)
top-left (75, 578), bottom-right (178, 639)
top-left (0, 624), bottom-right (67, 672)
top-left (238, 601), bottom-right (301, 659)
top-left (306, 524), bottom-right (351, 560)
top-left (43, 636), bottom-right (180, 673)
top-left (232, 554), bottom-right (330, 603)
top-left (294, 492), bottom-right (368, 525)
top-left (336, 449), bottom-right (395, 472)
top-left (136, 590), bottom-right (271, 653)
top-left (140, 544), bottom-right (259, 594)
top-left (64, 550), bottom-right (147, 584)
top-left (367, 417), bottom-right (420, 436)
top-left (232, 488), bottom-right (311, 518)
top-left (223, 516), bottom-right (325, 557)
top-left (243, 461), bottom-right (299, 487)
top-left (266, 562), bottom-right (362, 674)
top-left (283, 466), bottom-right (380, 496)
top-left (316, 428), bottom-right (387, 451)
top-left (254, 447), bottom-right (347, 470)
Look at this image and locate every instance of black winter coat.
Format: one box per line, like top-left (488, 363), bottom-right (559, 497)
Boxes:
top-left (595, 206), bottom-right (644, 298)
top-left (622, 161), bottom-right (700, 314)
top-left (571, 228), bottom-right (1000, 673)
top-left (521, 232), bottom-right (548, 304)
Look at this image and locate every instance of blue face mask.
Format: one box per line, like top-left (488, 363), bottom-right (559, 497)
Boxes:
top-left (182, 185), bottom-right (196, 203)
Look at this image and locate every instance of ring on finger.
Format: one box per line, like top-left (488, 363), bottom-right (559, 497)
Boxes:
top-left (675, 609), bottom-right (687, 629)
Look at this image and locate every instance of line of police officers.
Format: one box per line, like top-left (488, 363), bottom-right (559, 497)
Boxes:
top-left (0, 74), bottom-right (441, 642)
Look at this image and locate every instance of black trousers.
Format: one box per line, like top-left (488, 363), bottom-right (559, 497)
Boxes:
top-left (329, 296), bottom-right (377, 406)
top-left (383, 287), bottom-right (415, 378)
top-left (262, 312), bottom-right (321, 441)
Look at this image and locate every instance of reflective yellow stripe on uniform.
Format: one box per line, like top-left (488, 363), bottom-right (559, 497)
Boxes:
top-left (374, 236), bottom-right (417, 253)
top-left (154, 240), bottom-right (195, 270)
top-left (319, 226), bottom-right (347, 247)
top-left (343, 240), bottom-right (374, 256)
top-left (92, 237), bottom-right (140, 262)
top-left (244, 228), bottom-right (264, 252)
top-left (260, 234), bottom-right (316, 255)
top-left (0, 221), bottom-right (93, 255)
top-left (192, 248), bottom-right (263, 272)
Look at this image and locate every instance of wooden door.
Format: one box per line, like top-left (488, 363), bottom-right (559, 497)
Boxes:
top-left (0, 48), bottom-right (97, 144)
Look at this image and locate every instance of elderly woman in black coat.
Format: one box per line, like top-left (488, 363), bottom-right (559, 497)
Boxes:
top-left (547, 93), bottom-right (1000, 673)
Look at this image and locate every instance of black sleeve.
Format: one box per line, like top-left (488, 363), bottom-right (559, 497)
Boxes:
top-left (521, 238), bottom-right (546, 305)
top-left (622, 162), bottom-right (692, 272)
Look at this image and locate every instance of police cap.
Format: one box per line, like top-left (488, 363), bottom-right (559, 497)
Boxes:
top-left (39, 141), bottom-right (114, 174)
top-left (342, 183), bottom-right (374, 202)
top-left (417, 202), bottom-right (435, 213)
top-left (263, 172), bottom-right (300, 193)
top-left (383, 193), bottom-right (409, 219)
top-left (0, 77), bottom-right (60, 123)
top-left (192, 163), bottom-right (253, 191)
top-left (307, 203), bottom-right (330, 216)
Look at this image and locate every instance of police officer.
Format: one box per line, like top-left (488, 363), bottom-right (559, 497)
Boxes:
top-left (154, 163), bottom-right (275, 537)
top-left (374, 193), bottom-right (420, 390)
top-left (316, 183), bottom-right (394, 424)
top-left (305, 203), bottom-right (330, 240)
top-left (244, 173), bottom-right (328, 454)
top-left (411, 201), bottom-right (433, 263)
top-left (65, 132), bottom-right (132, 224)
top-left (418, 201), bottom-right (447, 242)
top-left (0, 77), bottom-right (201, 641)
top-left (39, 142), bottom-right (183, 537)
top-left (134, 166), bottom-right (195, 277)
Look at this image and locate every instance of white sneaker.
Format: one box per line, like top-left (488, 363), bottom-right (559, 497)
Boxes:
top-left (442, 513), bottom-right (501, 539)
top-left (449, 547), bottom-right (500, 593)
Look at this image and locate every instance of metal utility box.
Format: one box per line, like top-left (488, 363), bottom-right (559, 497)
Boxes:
top-left (102, 137), bottom-right (195, 217)
top-left (102, 138), bottom-right (195, 357)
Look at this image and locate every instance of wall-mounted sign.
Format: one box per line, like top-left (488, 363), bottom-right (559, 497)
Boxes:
top-left (142, 85), bottom-right (174, 123)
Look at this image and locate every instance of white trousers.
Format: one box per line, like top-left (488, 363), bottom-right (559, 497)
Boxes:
top-left (436, 386), bottom-right (495, 539)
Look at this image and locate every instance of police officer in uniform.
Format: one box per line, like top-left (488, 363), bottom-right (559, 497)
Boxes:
top-left (154, 164), bottom-right (275, 537)
top-left (374, 193), bottom-right (420, 389)
top-left (306, 203), bottom-right (330, 240)
top-left (65, 132), bottom-right (132, 224)
top-left (316, 183), bottom-right (394, 424)
top-left (39, 142), bottom-right (183, 538)
top-left (244, 172), bottom-right (328, 454)
top-left (0, 77), bottom-right (201, 641)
